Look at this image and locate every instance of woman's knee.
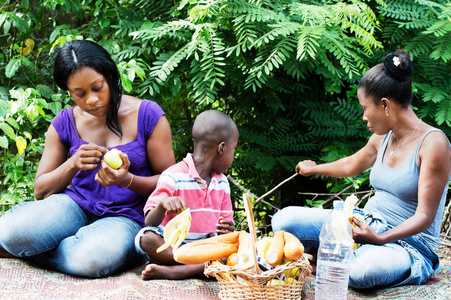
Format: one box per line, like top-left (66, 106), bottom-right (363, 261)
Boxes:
top-left (0, 203), bottom-right (38, 256)
top-left (349, 245), bottom-right (411, 289)
top-left (272, 206), bottom-right (302, 232)
top-left (272, 206), bottom-right (325, 233)
top-left (56, 217), bottom-right (142, 277)
top-left (0, 195), bottom-right (86, 257)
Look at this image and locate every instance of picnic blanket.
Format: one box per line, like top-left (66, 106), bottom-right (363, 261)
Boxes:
top-left (0, 258), bottom-right (450, 299)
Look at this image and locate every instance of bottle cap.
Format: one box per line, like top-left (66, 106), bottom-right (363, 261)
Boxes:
top-left (333, 200), bottom-right (344, 209)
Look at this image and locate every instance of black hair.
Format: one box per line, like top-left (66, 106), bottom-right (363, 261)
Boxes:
top-left (53, 40), bottom-right (123, 138)
top-left (358, 49), bottom-right (413, 108)
top-left (192, 110), bottom-right (238, 149)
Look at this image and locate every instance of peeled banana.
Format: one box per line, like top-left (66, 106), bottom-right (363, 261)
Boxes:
top-left (156, 209), bottom-right (192, 253)
top-left (344, 195), bottom-right (364, 249)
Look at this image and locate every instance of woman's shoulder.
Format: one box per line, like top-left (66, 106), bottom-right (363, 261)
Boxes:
top-left (367, 133), bottom-right (387, 151)
top-left (419, 125), bottom-right (450, 163)
top-left (51, 106), bottom-right (74, 127)
top-left (421, 126), bottom-right (450, 148)
top-left (121, 95), bottom-right (164, 115)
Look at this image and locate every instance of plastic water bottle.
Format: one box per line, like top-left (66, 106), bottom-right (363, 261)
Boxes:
top-left (315, 200), bottom-right (354, 300)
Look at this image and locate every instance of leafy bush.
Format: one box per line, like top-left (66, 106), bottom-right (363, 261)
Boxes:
top-left (1, 0), bottom-right (450, 225)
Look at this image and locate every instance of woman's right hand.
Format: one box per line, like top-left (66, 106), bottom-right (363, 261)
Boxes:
top-left (295, 160), bottom-right (317, 176)
top-left (72, 143), bottom-right (107, 171)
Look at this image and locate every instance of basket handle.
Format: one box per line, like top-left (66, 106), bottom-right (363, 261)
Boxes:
top-left (243, 193), bottom-right (259, 274)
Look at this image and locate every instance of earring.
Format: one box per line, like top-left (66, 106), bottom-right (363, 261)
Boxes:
top-left (385, 111), bottom-right (388, 117)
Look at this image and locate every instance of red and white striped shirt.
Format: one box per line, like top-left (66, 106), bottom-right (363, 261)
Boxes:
top-left (143, 153), bottom-right (233, 235)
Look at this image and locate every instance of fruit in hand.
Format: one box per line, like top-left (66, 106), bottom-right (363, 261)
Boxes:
top-left (104, 149), bottom-right (123, 169)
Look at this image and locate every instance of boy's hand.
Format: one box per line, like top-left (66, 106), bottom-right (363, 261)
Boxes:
top-left (216, 216), bottom-right (235, 235)
top-left (160, 196), bottom-right (187, 214)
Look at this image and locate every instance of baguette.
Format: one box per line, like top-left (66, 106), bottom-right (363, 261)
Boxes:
top-left (283, 231), bottom-right (304, 261)
top-left (173, 231), bottom-right (240, 265)
top-left (236, 230), bottom-right (255, 270)
top-left (264, 230), bottom-right (284, 266)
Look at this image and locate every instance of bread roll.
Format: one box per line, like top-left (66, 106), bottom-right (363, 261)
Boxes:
top-left (264, 230), bottom-right (284, 266)
top-left (173, 231), bottom-right (239, 264)
top-left (283, 231), bottom-right (304, 261)
top-left (236, 230), bottom-right (255, 270)
top-left (256, 236), bottom-right (273, 257)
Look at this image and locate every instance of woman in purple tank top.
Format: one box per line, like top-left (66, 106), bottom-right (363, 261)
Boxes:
top-left (0, 40), bottom-right (176, 277)
top-left (272, 49), bottom-right (451, 289)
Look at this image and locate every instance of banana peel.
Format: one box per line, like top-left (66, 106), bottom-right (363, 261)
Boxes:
top-left (156, 209), bottom-right (192, 253)
top-left (344, 195), bottom-right (363, 249)
top-left (211, 260), bottom-right (236, 282)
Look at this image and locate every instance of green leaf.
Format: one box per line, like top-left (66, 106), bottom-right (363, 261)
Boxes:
top-left (36, 85), bottom-right (54, 99)
top-left (0, 136), bottom-right (8, 149)
top-left (169, 78), bottom-right (182, 96)
top-left (0, 122), bottom-right (16, 140)
top-left (21, 0), bottom-right (30, 9)
top-left (5, 57), bottom-right (22, 78)
top-left (3, 18), bottom-right (11, 35)
top-left (0, 100), bottom-right (7, 117)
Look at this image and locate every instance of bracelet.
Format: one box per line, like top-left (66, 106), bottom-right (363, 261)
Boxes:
top-left (124, 174), bottom-right (134, 188)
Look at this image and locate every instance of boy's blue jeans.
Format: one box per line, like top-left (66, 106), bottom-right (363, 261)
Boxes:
top-left (0, 193), bottom-right (143, 278)
top-left (272, 206), bottom-right (438, 289)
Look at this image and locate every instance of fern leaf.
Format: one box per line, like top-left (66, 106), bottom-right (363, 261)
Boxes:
top-left (296, 25), bottom-right (324, 60)
top-left (430, 33), bottom-right (451, 62)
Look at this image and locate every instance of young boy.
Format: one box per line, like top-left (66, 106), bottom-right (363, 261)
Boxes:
top-left (135, 110), bottom-right (239, 280)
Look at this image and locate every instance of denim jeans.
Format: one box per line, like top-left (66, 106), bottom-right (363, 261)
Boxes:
top-left (0, 194), bottom-right (143, 278)
top-left (271, 206), bottom-right (437, 289)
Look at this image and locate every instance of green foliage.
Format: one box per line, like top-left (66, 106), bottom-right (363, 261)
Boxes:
top-left (1, 0), bottom-right (450, 225)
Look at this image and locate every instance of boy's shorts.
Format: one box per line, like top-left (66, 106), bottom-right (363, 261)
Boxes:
top-left (134, 225), bottom-right (217, 263)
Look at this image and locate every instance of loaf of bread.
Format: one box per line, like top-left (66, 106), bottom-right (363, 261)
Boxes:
top-left (236, 230), bottom-right (255, 270)
top-left (173, 231), bottom-right (240, 265)
top-left (264, 230), bottom-right (284, 266)
top-left (283, 231), bottom-right (304, 261)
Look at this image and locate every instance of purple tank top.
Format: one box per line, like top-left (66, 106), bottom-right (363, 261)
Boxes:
top-left (51, 100), bottom-right (164, 226)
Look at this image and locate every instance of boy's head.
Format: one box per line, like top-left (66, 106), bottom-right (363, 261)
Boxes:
top-left (192, 110), bottom-right (239, 174)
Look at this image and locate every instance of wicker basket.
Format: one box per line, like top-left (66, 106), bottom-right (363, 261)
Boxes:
top-left (204, 254), bottom-right (312, 300)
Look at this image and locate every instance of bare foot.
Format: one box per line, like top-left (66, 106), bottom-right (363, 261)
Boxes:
top-left (141, 263), bottom-right (205, 280)
top-left (0, 248), bottom-right (16, 258)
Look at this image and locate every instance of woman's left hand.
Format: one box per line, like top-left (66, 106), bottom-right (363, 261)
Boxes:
top-left (95, 151), bottom-right (131, 187)
top-left (351, 217), bottom-right (384, 245)
top-left (216, 216), bottom-right (235, 235)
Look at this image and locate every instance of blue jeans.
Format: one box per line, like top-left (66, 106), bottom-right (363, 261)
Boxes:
top-left (0, 194), bottom-right (144, 278)
top-left (271, 206), bottom-right (437, 289)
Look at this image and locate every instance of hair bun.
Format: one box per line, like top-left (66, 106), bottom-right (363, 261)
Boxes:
top-left (383, 51), bottom-right (413, 81)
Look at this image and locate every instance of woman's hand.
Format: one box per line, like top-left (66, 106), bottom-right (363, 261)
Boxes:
top-left (95, 150), bottom-right (131, 187)
top-left (351, 217), bottom-right (384, 245)
top-left (216, 216), bottom-right (235, 235)
top-left (295, 160), bottom-right (316, 176)
top-left (73, 143), bottom-right (107, 171)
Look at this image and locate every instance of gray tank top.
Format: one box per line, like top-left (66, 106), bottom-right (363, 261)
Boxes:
top-left (365, 129), bottom-right (451, 251)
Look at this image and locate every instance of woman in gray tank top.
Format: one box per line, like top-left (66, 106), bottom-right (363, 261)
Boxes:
top-left (272, 49), bottom-right (451, 288)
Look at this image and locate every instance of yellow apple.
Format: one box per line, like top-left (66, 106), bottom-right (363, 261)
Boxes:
top-left (283, 267), bottom-right (299, 278)
top-left (104, 149), bottom-right (123, 169)
top-left (285, 277), bottom-right (297, 284)
top-left (266, 278), bottom-right (283, 286)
